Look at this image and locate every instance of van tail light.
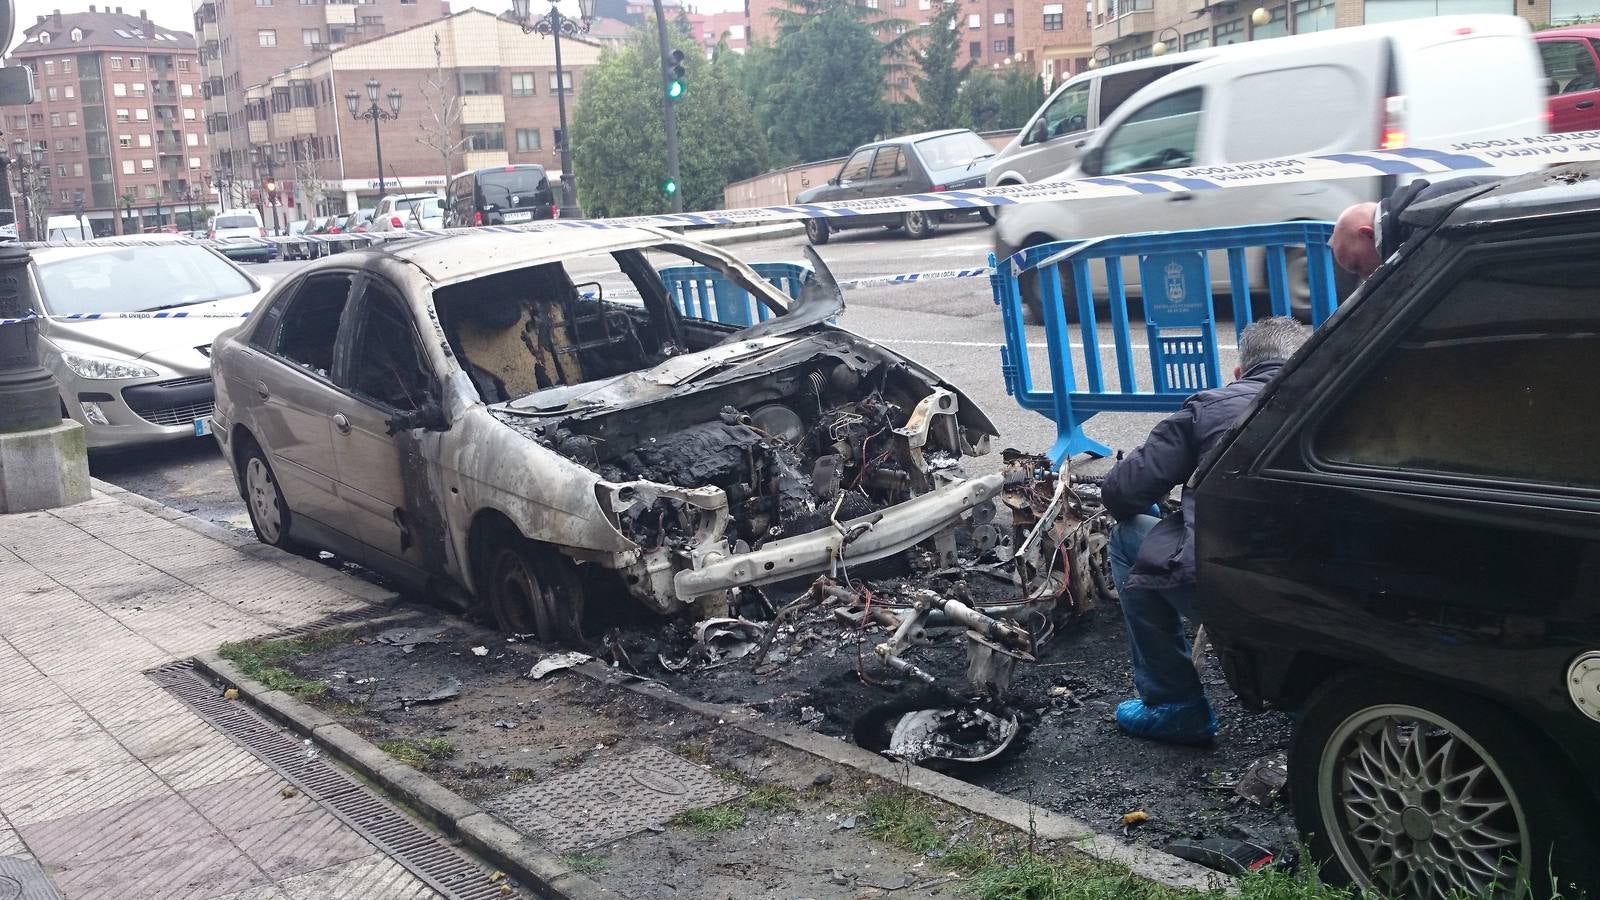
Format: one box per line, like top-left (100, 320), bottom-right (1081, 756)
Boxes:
top-left (258, 227), bottom-right (266, 237)
top-left (473, 210), bottom-right (483, 226)
top-left (208, 231), bottom-right (216, 241)
top-left (390, 216), bottom-right (403, 229)
top-left (1380, 95), bottom-right (1407, 150)
top-left (551, 205), bottom-right (560, 219)
top-left (931, 184), bottom-right (948, 192)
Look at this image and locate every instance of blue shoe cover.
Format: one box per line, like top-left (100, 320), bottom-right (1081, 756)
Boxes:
top-left (1115, 697), bottom-right (1217, 744)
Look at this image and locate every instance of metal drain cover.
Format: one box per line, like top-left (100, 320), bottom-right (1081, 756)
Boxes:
top-left (0, 854), bottom-right (63, 899)
top-left (483, 747), bottom-right (744, 851)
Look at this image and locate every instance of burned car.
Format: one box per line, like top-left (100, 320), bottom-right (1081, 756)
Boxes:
top-left (1194, 167), bottom-right (1600, 897)
top-left (209, 227), bottom-right (999, 637)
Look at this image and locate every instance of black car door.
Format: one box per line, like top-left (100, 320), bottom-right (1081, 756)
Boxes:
top-left (1196, 232), bottom-right (1600, 744)
top-left (818, 148), bottom-right (877, 226)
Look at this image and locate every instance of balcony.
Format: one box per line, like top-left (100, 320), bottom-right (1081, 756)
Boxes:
top-left (1092, 0), bottom-right (1155, 44)
top-left (201, 21), bottom-right (219, 43)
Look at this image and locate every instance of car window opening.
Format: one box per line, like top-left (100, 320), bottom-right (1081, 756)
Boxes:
top-left (274, 274), bottom-right (351, 379)
top-left (349, 287), bottom-right (430, 412)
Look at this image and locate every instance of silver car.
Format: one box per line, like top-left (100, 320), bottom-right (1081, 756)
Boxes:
top-left (33, 240), bottom-right (270, 449)
top-left (210, 228), bottom-right (1000, 638)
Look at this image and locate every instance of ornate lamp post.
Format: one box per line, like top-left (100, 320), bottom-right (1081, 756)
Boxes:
top-left (508, 0), bottom-right (595, 219)
top-left (345, 79), bottom-right (402, 199)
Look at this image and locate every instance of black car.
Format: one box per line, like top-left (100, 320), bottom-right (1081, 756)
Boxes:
top-left (796, 129), bottom-right (996, 245)
top-left (446, 165), bottom-right (556, 228)
top-left (1193, 166), bottom-right (1600, 897)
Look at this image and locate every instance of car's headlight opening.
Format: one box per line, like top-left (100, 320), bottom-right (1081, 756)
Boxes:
top-left (60, 351), bottom-right (159, 380)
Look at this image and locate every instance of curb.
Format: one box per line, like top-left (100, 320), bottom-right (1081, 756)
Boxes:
top-left (194, 651), bottom-right (622, 900)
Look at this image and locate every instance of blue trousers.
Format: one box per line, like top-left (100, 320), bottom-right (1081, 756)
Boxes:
top-left (1108, 515), bottom-right (1205, 707)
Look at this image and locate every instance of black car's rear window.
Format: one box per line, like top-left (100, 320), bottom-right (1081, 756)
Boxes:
top-left (478, 169), bottom-right (547, 206)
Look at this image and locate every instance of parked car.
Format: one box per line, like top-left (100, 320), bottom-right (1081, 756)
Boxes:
top-left (1193, 164), bottom-right (1600, 898)
top-left (798, 130), bottom-right (997, 244)
top-left (987, 49), bottom-right (1219, 187)
top-left (1537, 25), bottom-right (1600, 132)
top-left (368, 194), bottom-right (444, 233)
top-left (210, 208), bottom-right (274, 263)
top-left (32, 241), bottom-right (270, 448)
top-left (994, 14), bottom-right (1548, 323)
top-left (210, 229), bottom-right (999, 638)
top-left (45, 214), bottom-right (93, 242)
top-left (281, 219), bottom-right (316, 261)
top-left (445, 165), bottom-right (556, 228)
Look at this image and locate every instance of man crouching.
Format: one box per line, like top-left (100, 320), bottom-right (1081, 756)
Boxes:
top-left (1101, 317), bottom-right (1310, 744)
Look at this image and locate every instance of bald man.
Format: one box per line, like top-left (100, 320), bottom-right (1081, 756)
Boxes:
top-left (1329, 176), bottom-right (1505, 279)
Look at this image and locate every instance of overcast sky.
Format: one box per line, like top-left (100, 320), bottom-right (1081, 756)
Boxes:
top-left (9, 0), bottom-right (744, 51)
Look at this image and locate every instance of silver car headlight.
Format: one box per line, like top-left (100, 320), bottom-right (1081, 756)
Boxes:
top-left (60, 351), bottom-right (159, 380)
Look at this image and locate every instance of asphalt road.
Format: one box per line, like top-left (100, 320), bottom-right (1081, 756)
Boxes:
top-left (92, 222), bottom-right (1226, 527)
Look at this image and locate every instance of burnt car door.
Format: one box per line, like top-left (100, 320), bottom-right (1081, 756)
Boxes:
top-left (327, 272), bottom-right (447, 583)
top-left (1195, 231), bottom-right (1600, 742)
top-left (239, 271), bottom-right (360, 533)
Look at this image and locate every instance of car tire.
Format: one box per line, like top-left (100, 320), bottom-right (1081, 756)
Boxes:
top-left (480, 527), bottom-right (586, 642)
top-left (883, 223), bottom-right (904, 233)
top-left (1290, 671), bottom-right (1598, 899)
top-left (804, 219), bottom-right (830, 246)
top-left (238, 439), bottom-right (304, 553)
top-left (1018, 268), bottom-right (1082, 325)
top-left (903, 210), bottom-right (938, 239)
top-left (979, 208), bottom-right (997, 226)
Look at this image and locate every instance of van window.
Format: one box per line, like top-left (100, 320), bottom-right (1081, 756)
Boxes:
top-left (1028, 80), bottom-right (1090, 145)
top-left (1314, 255), bottom-right (1600, 492)
top-left (1097, 64), bottom-right (1187, 121)
top-left (214, 214), bottom-right (257, 229)
top-left (1099, 88), bottom-right (1203, 176)
top-left (1223, 65), bottom-right (1364, 161)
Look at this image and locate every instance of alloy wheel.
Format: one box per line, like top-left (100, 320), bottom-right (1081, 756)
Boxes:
top-left (245, 457), bottom-right (283, 544)
top-left (1319, 703), bottom-right (1531, 899)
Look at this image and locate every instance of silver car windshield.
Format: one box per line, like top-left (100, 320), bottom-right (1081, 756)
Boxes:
top-left (36, 245), bottom-right (256, 314)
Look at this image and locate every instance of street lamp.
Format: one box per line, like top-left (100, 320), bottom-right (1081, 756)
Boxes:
top-left (251, 146), bottom-right (283, 236)
top-left (1152, 26), bottom-right (1180, 56)
top-left (345, 78), bottom-right (402, 199)
top-left (508, 0), bottom-right (596, 219)
top-left (9, 139), bottom-right (46, 241)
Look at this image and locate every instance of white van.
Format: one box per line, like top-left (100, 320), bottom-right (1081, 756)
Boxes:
top-left (993, 15), bottom-right (1548, 320)
top-left (45, 214), bottom-right (92, 242)
top-left (210, 207), bottom-right (273, 263)
top-left (987, 49), bottom-right (1221, 187)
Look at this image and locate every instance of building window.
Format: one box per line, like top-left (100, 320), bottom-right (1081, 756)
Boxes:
top-left (548, 71), bottom-right (573, 93)
top-left (967, 13), bottom-right (981, 27)
top-left (66, 112), bottom-right (76, 125)
top-left (139, 134), bottom-right (153, 148)
top-left (70, 137), bottom-right (79, 150)
top-left (44, 61), bottom-right (55, 75)
top-left (919, 0), bottom-right (931, 8)
top-left (184, 108), bottom-right (196, 120)
top-left (992, 11), bottom-right (1008, 23)
top-left (111, 56), bottom-right (122, 70)
top-left (894, 0), bottom-right (906, 6)
top-left (50, 113), bottom-right (61, 126)
top-left (144, 184), bottom-right (157, 198)
top-left (55, 139), bottom-right (64, 151)
top-left (73, 163), bottom-right (82, 176)
top-left (459, 70), bottom-right (498, 95)
top-left (64, 85), bottom-right (74, 99)
top-left (113, 83), bottom-right (127, 97)
top-left (136, 109), bottom-right (149, 121)
top-left (181, 84), bottom-right (193, 97)
top-left (864, 0), bottom-right (878, 7)
top-left (1365, 0), bottom-right (1512, 22)
top-left (190, 157), bottom-right (201, 169)
top-left (132, 83), bottom-right (146, 96)
top-left (62, 58), bottom-right (72, 74)
top-left (993, 39), bottom-right (1008, 52)
top-left (29, 113), bottom-right (42, 125)
top-left (1042, 3), bottom-right (1063, 29)
top-left (465, 123), bottom-right (505, 150)
top-left (38, 32), bottom-right (49, 44)
top-left (258, 30), bottom-right (277, 47)
top-left (119, 135), bottom-right (132, 148)
top-left (187, 133), bottom-right (199, 146)
top-left (46, 86), bottom-right (57, 100)
top-left (515, 127), bottom-right (541, 151)
top-left (129, 57), bottom-right (141, 71)
top-left (360, 15), bottom-right (383, 27)
top-left (116, 109), bottom-right (130, 122)
top-left (122, 159), bottom-right (135, 175)
top-left (1214, 18), bottom-right (1245, 43)
top-left (12, 116), bottom-right (23, 129)
top-left (141, 159), bottom-right (154, 172)
top-left (969, 41), bottom-right (981, 58)
top-left (510, 72), bottom-right (536, 96)
top-left (177, 58), bottom-right (189, 71)
top-left (302, 27), bottom-right (320, 45)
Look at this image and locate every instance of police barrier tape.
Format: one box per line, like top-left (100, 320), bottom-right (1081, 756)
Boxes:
top-left (15, 130), bottom-right (1600, 253)
top-left (0, 266), bottom-right (998, 326)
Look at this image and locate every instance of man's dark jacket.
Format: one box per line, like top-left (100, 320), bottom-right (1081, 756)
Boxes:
top-left (1101, 360), bottom-right (1283, 591)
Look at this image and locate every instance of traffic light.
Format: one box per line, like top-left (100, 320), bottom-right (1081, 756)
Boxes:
top-left (667, 49), bottom-right (685, 100)
top-left (662, 177), bottom-right (678, 196)
top-left (264, 179), bottom-right (278, 202)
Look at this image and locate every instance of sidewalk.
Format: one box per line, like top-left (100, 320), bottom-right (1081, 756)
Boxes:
top-left (0, 487), bottom-right (460, 900)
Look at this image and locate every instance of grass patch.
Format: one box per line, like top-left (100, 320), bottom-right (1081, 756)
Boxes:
top-left (218, 631), bottom-right (351, 701)
top-left (377, 738), bottom-right (456, 768)
top-left (318, 699), bottom-right (366, 717)
top-left (670, 804), bottom-right (745, 834)
top-left (743, 786), bottom-right (797, 812)
top-left (861, 790), bottom-right (943, 854)
top-left (559, 853), bottom-right (608, 875)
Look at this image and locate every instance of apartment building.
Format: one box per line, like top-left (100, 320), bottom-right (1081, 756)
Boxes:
top-left (745, 0), bottom-right (1022, 71)
top-left (1090, 0), bottom-right (1572, 64)
top-left (194, 0), bottom-right (449, 201)
top-left (1, 9), bottom-right (208, 235)
top-left (243, 9), bottom-right (601, 215)
top-left (1014, 0), bottom-right (1092, 86)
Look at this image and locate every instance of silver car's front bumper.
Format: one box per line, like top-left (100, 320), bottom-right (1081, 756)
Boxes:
top-left (672, 473), bottom-right (1004, 599)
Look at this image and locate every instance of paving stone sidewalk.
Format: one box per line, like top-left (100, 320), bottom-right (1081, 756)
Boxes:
top-left (0, 487), bottom-right (454, 900)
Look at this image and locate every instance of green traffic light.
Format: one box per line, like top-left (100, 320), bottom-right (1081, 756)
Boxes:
top-left (667, 80), bottom-right (684, 100)
top-left (663, 179), bottom-right (678, 195)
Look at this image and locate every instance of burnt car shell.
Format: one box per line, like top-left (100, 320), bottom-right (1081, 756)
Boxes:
top-left (1192, 165), bottom-right (1600, 831)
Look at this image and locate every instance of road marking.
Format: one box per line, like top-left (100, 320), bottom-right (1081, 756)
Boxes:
top-left (879, 338), bottom-right (1240, 351)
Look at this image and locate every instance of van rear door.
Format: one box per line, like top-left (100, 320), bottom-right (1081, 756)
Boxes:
top-left (1392, 16), bottom-right (1547, 152)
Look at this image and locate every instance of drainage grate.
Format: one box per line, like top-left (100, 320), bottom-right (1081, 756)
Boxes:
top-left (0, 854), bottom-right (63, 900)
top-left (482, 746), bottom-right (746, 853)
top-left (149, 661), bottom-right (510, 900)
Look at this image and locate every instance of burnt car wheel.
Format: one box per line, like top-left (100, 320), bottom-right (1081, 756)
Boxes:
top-left (903, 210), bottom-right (938, 240)
top-left (239, 441), bottom-right (306, 553)
top-left (804, 218), bottom-right (830, 246)
top-left (482, 532), bottom-right (586, 642)
top-left (1291, 673), bottom-right (1596, 898)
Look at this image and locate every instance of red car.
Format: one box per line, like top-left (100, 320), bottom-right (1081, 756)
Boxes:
top-left (1538, 25), bottom-right (1600, 132)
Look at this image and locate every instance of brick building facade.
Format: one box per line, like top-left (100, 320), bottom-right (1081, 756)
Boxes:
top-left (240, 10), bottom-right (601, 217)
top-left (1, 9), bottom-right (208, 236)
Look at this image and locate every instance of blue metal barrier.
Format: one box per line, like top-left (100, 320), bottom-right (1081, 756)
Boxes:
top-left (658, 262), bottom-right (813, 326)
top-left (991, 222), bottom-right (1340, 466)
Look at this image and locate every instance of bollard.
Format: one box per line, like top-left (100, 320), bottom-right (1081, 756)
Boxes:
top-left (0, 243), bottom-right (58, 433)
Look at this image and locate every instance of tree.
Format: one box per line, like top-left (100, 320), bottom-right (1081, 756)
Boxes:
top-left (957, 65), bottom-right (1043, 132)
top-left (415, 34), bottom-right (470, 188)
top-left (571, 21), bottom-right (768, 216)
top-left (741, 0), bottom-right (892, 164)
top-left (909, 3), bottom-right (970, 132)
top-left (293, 143), bottom-right (330, 218)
